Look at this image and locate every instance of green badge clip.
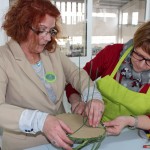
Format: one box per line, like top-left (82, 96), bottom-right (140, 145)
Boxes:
top-left (45, 72), bottom-right (56, 83)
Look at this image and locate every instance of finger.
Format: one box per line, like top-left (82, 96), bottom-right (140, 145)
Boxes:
top-left (72, 102), bottom-right (80, 113)
top-left (74, 104), bottom-right (85, 115)
top-left (106, 131), bottom-right (120, 136)
top-left (74, 108), bottom-right (83, 115)
top-left (105, 126), bottom-right (121, 135)
top-left (106, 128), bottom-right (116, 135)
top-left (56, 136), bottom-right (73, 150)
top-left (49, 126), bottom-right (73, 148)
top-left (103, 122), bottom-right (111, 127)
top-left (58, 130), bottom-right (73, 146)
top-left (59, 120), bottom-right (73, 134)
top-left (57, 122), bottom-right (74, 145)
top-left (103, 119), bottom-right (118, 126)
top-left (87, 102), bottom-right (94, 126)
top-left (94, 102), bottom-right (104, 127)
top-left (51, 140), bottom-right (58, 146)
top-left (51, 134), bottom-right (73, 150)
top-left (87, 100), bottom-right (104, 127)
top-left (92, 107), bottom-right (101, 127)
top-left (84, 103), bottom-right (89, 116)
top-left (73, 104), bottom-right (81, 114)
top-left (106, 132), bottom-right (114, 136)
top-left (88, 102), bottom-right (101, 127)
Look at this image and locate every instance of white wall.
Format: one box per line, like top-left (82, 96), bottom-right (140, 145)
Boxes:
top-left (145, 0), bottom-right (150, 21)
top-left (120, 0), bottom-right (146, 43)
top-left (92, 9), bottom-right (119, 37)
top-left (0, 0), bottom-right (9, 46)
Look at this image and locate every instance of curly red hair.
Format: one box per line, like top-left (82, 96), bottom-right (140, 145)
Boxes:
top-left (3, 0), bottom-right (61, 52)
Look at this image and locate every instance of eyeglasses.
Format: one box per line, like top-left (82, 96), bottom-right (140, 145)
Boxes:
top-left (132, 50), bottom-right (150, 67)
top-left (30, 26), bottom-right (57, 37)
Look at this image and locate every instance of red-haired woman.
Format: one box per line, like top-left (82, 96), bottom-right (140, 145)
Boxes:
top-left (0, 0), bottom-right (104, 149)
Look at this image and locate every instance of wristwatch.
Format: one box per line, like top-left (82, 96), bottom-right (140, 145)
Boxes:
top-left (128, 115), bottom-right (138, 130)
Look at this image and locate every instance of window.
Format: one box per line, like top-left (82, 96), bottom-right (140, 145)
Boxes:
top-left (132, 12), bottom-right (138, 25)
top-left (53, 0), bottom-right (87, 57)
top-left (122, 12), bottom-right (128, 25)
top-left (92, 7), bottom-right (118, 55)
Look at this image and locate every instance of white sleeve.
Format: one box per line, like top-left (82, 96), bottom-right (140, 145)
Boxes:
top-left (19, 109), bottom-right (48, 134)
top-left (82, 86), bottom-right (103, 102)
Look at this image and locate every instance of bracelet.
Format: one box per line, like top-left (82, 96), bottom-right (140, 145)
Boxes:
top-left (128, 115), bottom-right (138, 130)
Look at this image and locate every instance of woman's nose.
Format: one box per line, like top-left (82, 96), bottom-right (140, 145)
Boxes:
top-left (44, 33), bottom-right (51, 42)
top-left (139, 60), bottom-right (147, 68)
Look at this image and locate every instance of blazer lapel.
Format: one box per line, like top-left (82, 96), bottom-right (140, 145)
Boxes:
top-left (7, 40), bottom-right (48, 96)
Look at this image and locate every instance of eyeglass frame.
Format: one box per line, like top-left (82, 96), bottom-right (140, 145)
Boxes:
top-left (29, 26), bottom-right (57, 37)
top-left (132, 49), bottom-right (150, 67)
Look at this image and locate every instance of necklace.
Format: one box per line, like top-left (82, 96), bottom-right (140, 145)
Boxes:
top-left (32, 61), bottom-right (45, 78)
top-left (29, 56), bottom-right (40, 64)
top-left (36, 61), bottom-right (41, 67)
top-left (32, 61), bottom-right (42, 72)
top-left (24, 52), bottom-right (40, 65)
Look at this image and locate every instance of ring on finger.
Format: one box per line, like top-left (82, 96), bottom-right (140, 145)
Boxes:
top-left (52, 140), bottom-right (56, 145)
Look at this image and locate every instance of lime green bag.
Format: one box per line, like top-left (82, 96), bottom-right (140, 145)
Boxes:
top-left (96, 45), bottom-right (150, 122)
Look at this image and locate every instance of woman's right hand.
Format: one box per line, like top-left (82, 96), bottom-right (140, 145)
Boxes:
top-left (43, 115), bottom-right (73, 150)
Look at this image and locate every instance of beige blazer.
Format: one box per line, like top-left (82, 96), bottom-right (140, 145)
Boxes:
top-left (0, 40), bottom-right (94, 150)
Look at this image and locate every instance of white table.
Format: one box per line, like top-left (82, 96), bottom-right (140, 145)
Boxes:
top-left (25, 128), bottom-right (149, 150)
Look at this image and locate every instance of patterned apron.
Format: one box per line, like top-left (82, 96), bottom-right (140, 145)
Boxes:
top-left (96, 45), bottom-right (150, 122)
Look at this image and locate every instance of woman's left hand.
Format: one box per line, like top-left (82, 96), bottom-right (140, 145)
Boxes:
top-left (103, 116), bottom-right (131, 135)
top-left (85, 99), bottom-right (104, 127)
top-left (71, 101), bottom-right (85, 115)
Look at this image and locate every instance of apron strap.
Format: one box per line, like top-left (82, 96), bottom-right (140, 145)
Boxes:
top-left (110, 45), bottom-right (150, 95)
top-left (147, 85), bottom-right (150, 95)
top-left (111, 45), bottom-right (133, 78)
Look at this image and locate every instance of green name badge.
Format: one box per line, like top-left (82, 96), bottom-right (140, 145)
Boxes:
top-left (45, 72), bottom-right (56, 83)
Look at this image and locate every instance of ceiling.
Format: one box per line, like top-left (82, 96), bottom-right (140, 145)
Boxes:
top-left (94, 0), bottom-right (132, 9)
top-left (9, 0), bottom-right (132, 9)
